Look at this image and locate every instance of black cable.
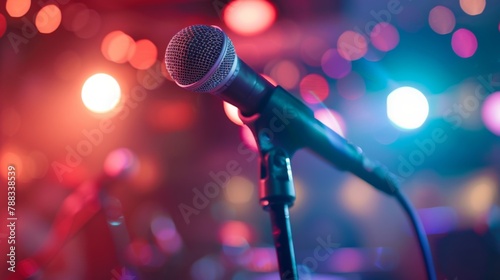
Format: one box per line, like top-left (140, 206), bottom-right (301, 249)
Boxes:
top-left (395, 190), bottom-right (437, 280)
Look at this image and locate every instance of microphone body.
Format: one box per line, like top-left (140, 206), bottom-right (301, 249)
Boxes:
top-left (165, 25), bottom-right (398, 195)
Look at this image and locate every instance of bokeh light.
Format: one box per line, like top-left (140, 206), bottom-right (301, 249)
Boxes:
top-left (224, 176), bottom-right (255, 204)
top-left (269, 60), bottom-right (300, 90)
top-left (0, 14), bottom-right (6, 38)
top-left (459, 173), bottom-right (498, 219)
top-left (223, 0), bottom-right (276, 36)
top-left (314, 108), bottom-right (346, 137)
top-left (219, 221), bottom-right (252, 247)
top-left (151, 215), bottom-right (183, 254)
top-left (481, 91), bottom-right (500, 135)
top-left (101, 31), bottom-right (135, 64)
top-left (104, 148), bottom-right (137, 177)
top-left (81, 73), bottom-right (121, 113)
top-left (370, 23), bottom-right (400, 52)
top-left (191, 256), bottom-right (225, 280)
top-left (336, 71), bottom-right (365, 101)
top-left (429, 6), bottom-right (456, 35)
top-left (339, 176), bottom-right (380, 216)
top-left (337, 30), bottom-right (368, 61)
top-left (35, 5), bottom-right (62, 34)
top-left (387, 86), bottom-right (429, 130)
top-left (299, 74), bottom-right (329, 104)
top-left (321, 48), bottom-right (351, 79)
top-left (129, 39), bottom-right (158, 70)
top-left (451, 28), bottom-right (478, 58)
top-left (329, 248), bottom-right (364, 273)
top-left (6, 0), bottom-right (31, 18)
top-left (460, 0), bottom-right (486, 16)
top-left (223, 101), bottom-right (243, 126)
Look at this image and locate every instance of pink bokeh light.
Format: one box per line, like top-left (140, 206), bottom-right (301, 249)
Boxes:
top-left (370, 23), bottom-right (400, 52)
top-left (321, 49), bottom-right (351, 79)
top-left (451, 28), bottom-right (478, 58)
top-left (482, 92), bottom-right (500, 135)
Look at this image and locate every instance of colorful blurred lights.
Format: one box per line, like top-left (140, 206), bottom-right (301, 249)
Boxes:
top-left (481, 92), bottom-right (500, 135)
top-left (101, 31), bottom-right (135, 63)
top-left (429, 6), bottom-right (456, 35)
top-left (223, 0), bottom-right (276, 36)
top-left (321, 49), bottom-right (351, 79)
top-left (299, 74), bottom-right (329, 104)
top-left (129, 39), bottom-right (158, 70)
top-left (81, 73), bottom-right (121, 113)
top-left (35, 5), bottom-right (62, 34)
top-left (460, 0), bottom-right (486, 16)
top-left (451, 28), bottom-right (478, 58)
top-left (387, 87), bottom-right (429, 130)
top-left (6, 0), bottom-right (31, 18)
top-left (224, 176), bottom-right (255, 204)
top-left (370, 23), bottom-right (399, 52)
top-left (337, 30), bottom-right (368, 61)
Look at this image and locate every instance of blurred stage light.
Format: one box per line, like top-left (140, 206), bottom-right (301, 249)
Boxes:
top-left (104, 148), bottom-right (137, 177)
top-left (339, 176), bottom-right (379, 216)
top-left (0, 13), bottom-right (6, 38)
top-left (336, 71), bottom-right (365, 101)
top-left (429, 6), bottom-right (456, 35)
top-left (387, 86), bottom-right (429, 130)
top-left (481, 92), bottom-right (500, 135)
top-left (81, 73), bottom-right (121, 113)
top-left (101, 31), bottom-right (135, 63)
top-left (451, 28), bottom-right (478, 58)
top-left (370, 23), bottom-right (400, 52)
top-left (190, 255), bottom-right (225, 280)
top-left (459, 173), bottom-right (497, 219)
top-left (269, 60), bottom-right (300, 90)
top-left (299, 74), bottom-right (329, 104)
top-left (219, 221), bottom-right (252, 247)
top-left (35, 5), bottom-right (61, 34)
top-left (321, 48), bottom-right (351, 79)
top-left (6, 0), bottom-right (30, 18)
top-left (223, 0), bottom-right (276, 36)
top-left (224, 176), bottom-right (254, 204)
top-left (460, 0), bottom-right (486, 16)
top-left (223, 101), bottom-right (243, 126)
top-left (337, 30), bottom-right (368, 61)
top-left (129, 39), bottom-right (157, 70)
top-left (314, 108), bottom-right (346, 138)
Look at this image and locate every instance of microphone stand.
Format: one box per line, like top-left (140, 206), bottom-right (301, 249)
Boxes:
top-left (241, 108), bottom-right (300, 280)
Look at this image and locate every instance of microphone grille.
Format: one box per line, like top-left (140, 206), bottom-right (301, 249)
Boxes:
top-left (165, 25), bottom-right (237, 93)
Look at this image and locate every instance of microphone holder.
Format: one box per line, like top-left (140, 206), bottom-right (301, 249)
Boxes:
top-left (241, 102), bottom-right (301, 280)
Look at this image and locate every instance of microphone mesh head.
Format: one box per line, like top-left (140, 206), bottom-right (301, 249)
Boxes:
top-left (165, 25), bottom-right (237, 93)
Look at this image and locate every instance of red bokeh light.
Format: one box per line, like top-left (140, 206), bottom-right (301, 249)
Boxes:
top-left (224, 0), bottom-right (276, 36)
top-left (299, 74), bottom-right (329, 104)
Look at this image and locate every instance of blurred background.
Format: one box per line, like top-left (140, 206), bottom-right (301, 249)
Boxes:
top-left (1, 0), bottom-right (500, 279)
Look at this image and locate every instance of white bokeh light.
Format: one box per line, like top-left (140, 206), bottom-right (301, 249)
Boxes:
top-left (81, 73), bottom-right (121, 113)
top-left (387, 86), bottom-right (429, 130)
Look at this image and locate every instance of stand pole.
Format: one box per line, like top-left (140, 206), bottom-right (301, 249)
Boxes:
top-left (258, 145), bottom-right (298, 279)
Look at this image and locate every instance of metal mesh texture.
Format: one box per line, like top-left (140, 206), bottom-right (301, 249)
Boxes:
top-left (165, 25), bottom-right (236, 93)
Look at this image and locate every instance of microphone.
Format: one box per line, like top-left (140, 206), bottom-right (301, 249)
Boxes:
top-left (165, 25), bottom-right (398, 195)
